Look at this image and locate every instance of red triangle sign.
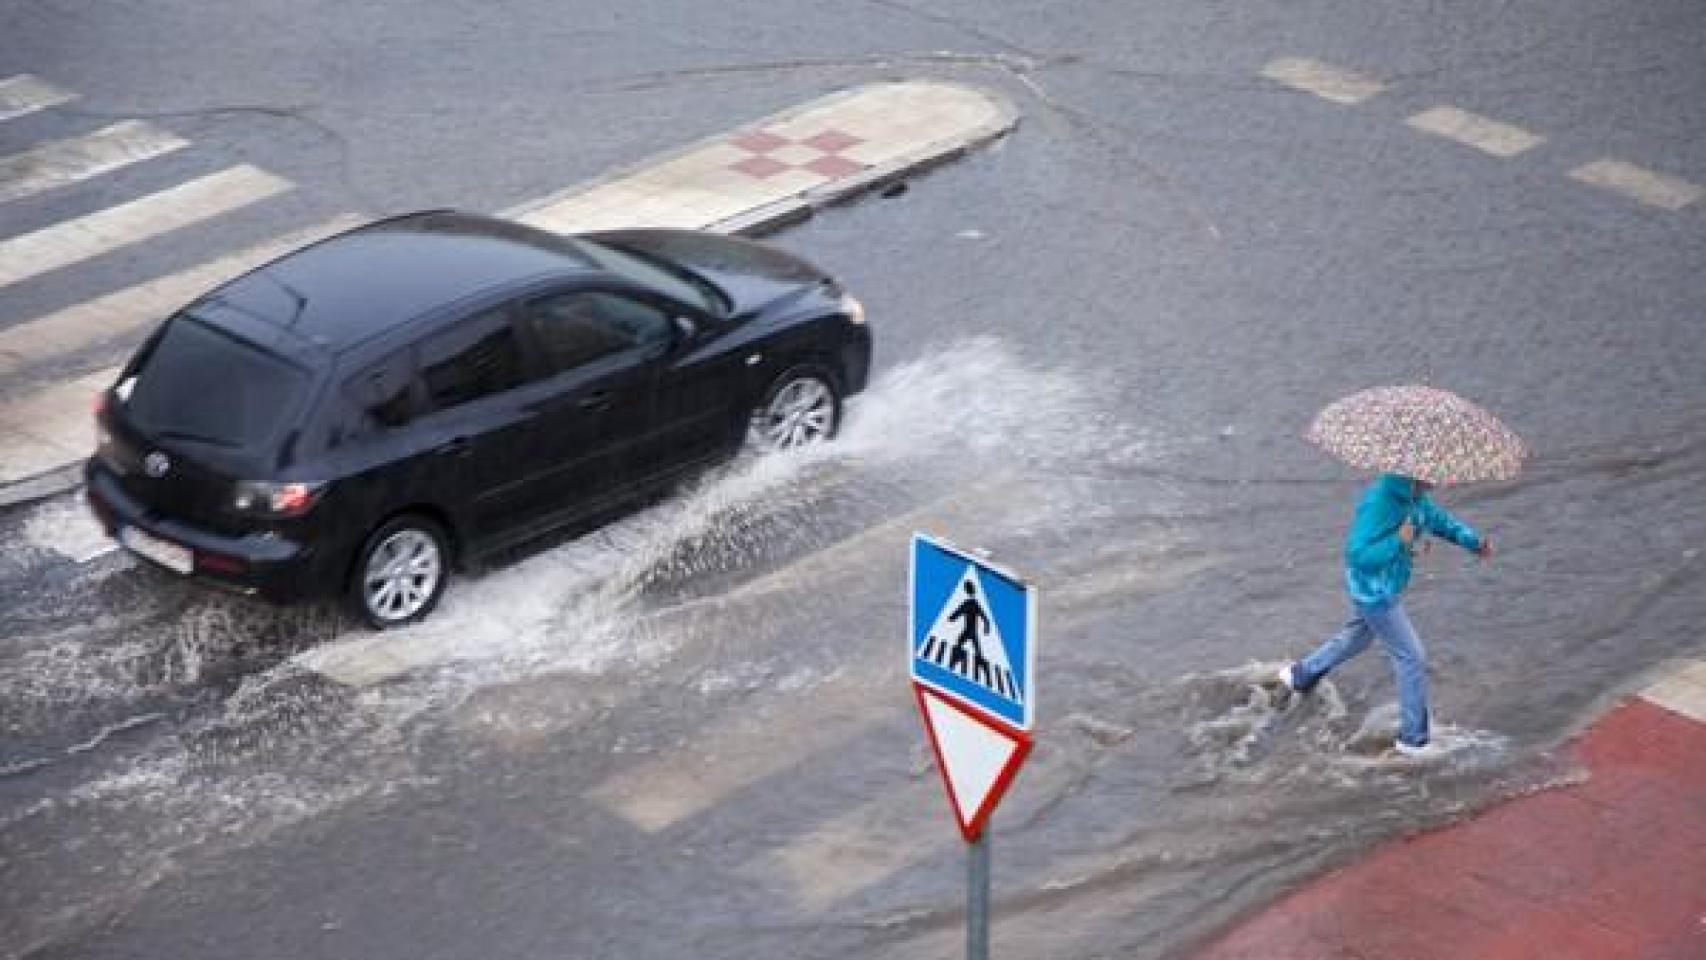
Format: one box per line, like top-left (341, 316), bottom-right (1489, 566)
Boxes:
top-left (914, 683), bottom-right (1032, 842)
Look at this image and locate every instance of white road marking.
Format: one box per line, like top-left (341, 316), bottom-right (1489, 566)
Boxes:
top-left (1643, 661), bottom-right (1706, 723)
top-left (1569, 158), bottom-right (1702, 211)
top-left (0, 367), bottom-right (115, 486)
top-left (0, 74), bottom-right (75, 122)
top-left (1405, 105), bottom-right (1545, 158)
top-left (0, 165), bottom-right (292, 289)
top-left (739, 783), bottom-right (945, 912)
top-left (0, 120), bottom-right (190, 204)
top-left (587, 710), bottom-right (884, 833)
top-left (1260, 57), bottom-right (1385, 105)
top-left (0, 216), bottom-right (364, 376)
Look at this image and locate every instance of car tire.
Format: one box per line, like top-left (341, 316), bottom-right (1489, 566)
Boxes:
top-left (747, 364), bottom-right (843, 452)
top-left (349, 514), bottom-right (450, 629)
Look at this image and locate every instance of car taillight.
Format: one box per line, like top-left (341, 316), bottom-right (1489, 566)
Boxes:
top-left (233, 481), bottom-right (327, 517)
top-left (93, 396), bottom-right (120, 468)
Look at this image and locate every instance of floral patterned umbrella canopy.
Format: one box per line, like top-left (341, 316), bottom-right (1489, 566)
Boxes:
top-left (1307, 385), bottom-right (1527, 486)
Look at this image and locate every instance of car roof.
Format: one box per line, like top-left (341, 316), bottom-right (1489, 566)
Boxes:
top-left (191, 211), bottom-right (597, 355)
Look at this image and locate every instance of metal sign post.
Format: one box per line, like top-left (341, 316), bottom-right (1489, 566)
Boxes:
top-left (968, 832), bottom-right (991, 960)
top-left (909, 533), bottom-right (1037, 960)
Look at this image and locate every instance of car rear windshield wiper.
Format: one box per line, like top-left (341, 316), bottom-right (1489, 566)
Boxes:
top-left (151, 429), bottom-right (240, 449)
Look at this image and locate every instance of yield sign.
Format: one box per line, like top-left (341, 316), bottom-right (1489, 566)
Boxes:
top-left (914, 683), bottom-right (1032, 842)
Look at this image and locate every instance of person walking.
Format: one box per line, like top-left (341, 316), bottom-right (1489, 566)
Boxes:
top-left (1281, 472), bottom-right (1493, 757)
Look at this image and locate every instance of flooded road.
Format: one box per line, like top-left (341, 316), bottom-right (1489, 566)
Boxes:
top-left (4, 327), bottom-right (1702, 958)
top-left (5, 0), bottom-right (1706, 949)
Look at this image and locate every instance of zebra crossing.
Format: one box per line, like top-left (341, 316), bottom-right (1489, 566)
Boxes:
top-left (0, 73), bottom-right (337, 492)
top-left (0, 120), bottom-right (188, 205)
top-left (0, 74), bottom-right (75, 122)
top-left (0, 165), bottom-right (293, 288)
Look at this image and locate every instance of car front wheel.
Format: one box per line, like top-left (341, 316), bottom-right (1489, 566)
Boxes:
top-left (351, 515), bottom-right (449, 629)
top-left (748, 365), bottom-right (841, 452)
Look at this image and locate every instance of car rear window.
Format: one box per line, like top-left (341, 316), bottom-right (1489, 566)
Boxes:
top-left (124, 317), bottom-right (309, 449)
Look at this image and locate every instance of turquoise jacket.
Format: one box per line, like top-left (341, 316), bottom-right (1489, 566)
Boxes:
top-left (1344, 474), bottom-right (1483, 608)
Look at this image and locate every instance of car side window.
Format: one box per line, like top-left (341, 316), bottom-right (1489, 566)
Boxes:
top-left (345, 349), bottom-right (416, 431)
top-left (418, 306), bottom-right (523, 411)
top-left (523, 291), bottom-right (673, 374)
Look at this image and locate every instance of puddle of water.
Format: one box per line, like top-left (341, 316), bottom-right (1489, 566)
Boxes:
top-left (1178, 661), bottom-right (1510, 781)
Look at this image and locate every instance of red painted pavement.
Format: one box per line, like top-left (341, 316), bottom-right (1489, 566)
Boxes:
top-left (1188, 698), bottom-right (1706, 960)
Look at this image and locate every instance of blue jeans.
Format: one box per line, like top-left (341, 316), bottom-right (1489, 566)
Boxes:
top-left (1294, 600), bottom-right (1430, 747)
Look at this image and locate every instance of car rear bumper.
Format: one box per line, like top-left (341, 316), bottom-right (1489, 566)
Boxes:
top-left (84, 461), bottom-right (330, 603)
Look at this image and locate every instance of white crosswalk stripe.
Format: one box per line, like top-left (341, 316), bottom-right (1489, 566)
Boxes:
top-left (0, 369), bottom-right (113, 482)
top-left (1406, 105), bottom-right (1545, 158)
top-left (0, 164), bottom-right (292, 289)
top-left (0, 75), bottom-right (317, 490)
top-left (1260, 57), bottom-right (1385, 105)
top-left (1570, 158), bottom-right (1702, 211)
top-left (0, 74), bottom-right (76, 122)
top-left (0, 120), bottom-right (190, 204)
top-left (0, 216), bottom-right (364, 377)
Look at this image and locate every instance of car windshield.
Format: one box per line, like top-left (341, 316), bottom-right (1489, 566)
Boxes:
top-left (568, 238), bottom-right (726, 317)
top-left (123, 316), bottom-right (309, 450)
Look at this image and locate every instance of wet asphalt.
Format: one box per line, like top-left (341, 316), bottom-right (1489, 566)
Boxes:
top-left (3, 0), bottom-right (1705, 957)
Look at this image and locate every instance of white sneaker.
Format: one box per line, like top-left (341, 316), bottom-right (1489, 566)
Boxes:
top-left (1393, 739), bottom-right (1447, 760)
top-left (1276, 664), bottom-right (1302, 692)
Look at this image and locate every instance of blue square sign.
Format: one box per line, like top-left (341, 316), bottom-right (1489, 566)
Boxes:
top-left (910, 533), bottom-right (1036, 731)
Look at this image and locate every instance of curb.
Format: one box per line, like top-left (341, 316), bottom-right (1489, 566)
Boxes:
top-left (502, 79), bottom-right (1020, 237)
top-left (0, 462), bottom-right (82, 510)
top-left (710, 82), bottom-right (1020, 237)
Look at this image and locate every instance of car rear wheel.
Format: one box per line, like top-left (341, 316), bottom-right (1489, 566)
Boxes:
top-left (748, 366), bottom-right (841, 452)
top-left (351, 515), bottom-right (448, 629)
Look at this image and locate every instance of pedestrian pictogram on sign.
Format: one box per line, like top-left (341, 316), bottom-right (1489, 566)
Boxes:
top-left (916, 570), bottom-right (1024, 705)
top-left (910, 534), bottom-right (1036, 731)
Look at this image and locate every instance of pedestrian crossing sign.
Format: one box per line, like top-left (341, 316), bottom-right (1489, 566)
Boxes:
top-left (910, 533), bottom-right (1036, 731)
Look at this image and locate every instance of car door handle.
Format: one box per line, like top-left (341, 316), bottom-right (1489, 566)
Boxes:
top-left (435, 436), bottom-right (473, 457)
top-left (576, 390), bottom-right (613, 411)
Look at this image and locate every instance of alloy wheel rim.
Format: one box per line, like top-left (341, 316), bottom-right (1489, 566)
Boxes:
top-left (364, 529), bottom-right (441, 622)
top-left (752, 378), bottom-right (835, 451)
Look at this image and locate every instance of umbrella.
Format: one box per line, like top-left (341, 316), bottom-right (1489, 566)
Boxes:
top-left (1307, 385), bottom-right (1526, 486)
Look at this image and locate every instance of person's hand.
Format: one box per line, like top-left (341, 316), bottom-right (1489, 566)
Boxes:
top-left (1476, 538), bottom-right (1494, 561)
top-left (1398, 521), bottom-right (1416, 546)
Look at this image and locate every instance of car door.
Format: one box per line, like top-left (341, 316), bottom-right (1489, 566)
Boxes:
top-left (648, 313), bottom-right (749, 476)
top-left (410, 302), bottom-right (540, 542)
top-left (513, 288), bottom-right (675, 519)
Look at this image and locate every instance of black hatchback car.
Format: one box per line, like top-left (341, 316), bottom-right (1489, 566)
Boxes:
top-left (86, 211), bottom-right (870, 627)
